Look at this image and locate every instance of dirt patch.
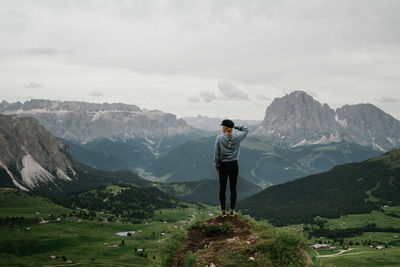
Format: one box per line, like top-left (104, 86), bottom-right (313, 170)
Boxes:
top-left (172, 215), bottom-right (255, 266)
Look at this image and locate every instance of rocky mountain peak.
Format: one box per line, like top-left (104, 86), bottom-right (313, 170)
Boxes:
top-left (251, 91), bottom-right (400, 150)
top-left (254, 91), bottom-right (340, 146)
top-left (0, 114), bottom-right (77, 191)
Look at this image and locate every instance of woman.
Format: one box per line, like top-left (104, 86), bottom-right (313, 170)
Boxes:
top-left (214, 119), bottom-right (249, 217)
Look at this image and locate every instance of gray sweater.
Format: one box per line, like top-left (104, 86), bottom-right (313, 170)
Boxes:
top-left (214, 125), bottom-right (249, 168)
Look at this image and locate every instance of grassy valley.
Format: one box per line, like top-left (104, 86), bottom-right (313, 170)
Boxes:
top-left (0, 187), bottom-right (312, 266)
top-left (0, 187), bottom-right (218, 266)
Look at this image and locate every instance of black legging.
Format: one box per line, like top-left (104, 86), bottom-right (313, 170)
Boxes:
top-left (218, 160), bottom-right (238, 211)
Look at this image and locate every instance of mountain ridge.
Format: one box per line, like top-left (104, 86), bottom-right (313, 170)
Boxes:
top-left (251, 91), bottom-right (400, 151)
top-left (0, 113), bottom-right (150, 196)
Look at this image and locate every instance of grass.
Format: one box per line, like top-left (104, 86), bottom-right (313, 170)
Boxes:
top-left (0, 188), bottom-right (219, 267)
top-left (307, 205), bottom-right (400, 266)
top-left (214, 214), bottom-right (310, 266)
top-left (0, 188), bottom-right (69, 219)
top-left (2, 187), bottom-right (400, 266)
top-left (323, 209), bottom-right (400, 230)
top-left (315, 247), bottom-right (400, 267)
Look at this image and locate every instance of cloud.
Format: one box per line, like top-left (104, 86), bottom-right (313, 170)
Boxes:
top-left (89, 90), bottom-right (103, 97)
top-left (375, 96), bottom-right (398, 103)
top-left (1, 1), bottom-right (399, 120)
top-left (187, 96), bottom-right (200, 103)
top-left (24, 82), bottom-right (43, 88)
top-left (21, 47), bottom-right (73, 55)
top-left (255, 94), bottom-right (271, 101)
top-left (253, 101), bottom-right (268, 107)
top-left (199, 91), bottom-right (217, 103)
top-left (217, 81), bottom-right (249, 100)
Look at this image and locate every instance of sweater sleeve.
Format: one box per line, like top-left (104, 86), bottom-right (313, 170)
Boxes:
top-left (214, 137), bottom-right (221, 168)
top-left (234, 125), bottom-right (249, 142)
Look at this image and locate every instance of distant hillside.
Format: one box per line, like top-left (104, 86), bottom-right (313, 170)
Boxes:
top-left (53, 184), bottom-right (180, 223)
top-left (0, 188), bottom-right (70, 219)
top-left (148, 135), bottom-right (380, 187)
top-left (157, 178), bottom-right (262, 205)
top-left (61, 138), bottom-right (155, 171)
top-left (237, 149), bottom-right (400, 226)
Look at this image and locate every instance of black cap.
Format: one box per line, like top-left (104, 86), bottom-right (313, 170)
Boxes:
top-left (220, 119), bottom-right (234, 128)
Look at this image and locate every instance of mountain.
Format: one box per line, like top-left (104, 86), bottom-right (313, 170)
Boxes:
top-left (0, 114), bottom-right (78, 192)
top-left (336, 103), bottom-right (400, 151)
top-left (237, 148), bottom-right (400, 226)
top-left (0, 99), bottom-right (209, 163)
top-left (157, 177), bottom-right (262, 205)
top-left (0, 114), bottom-right (149, 196)
top-left (147, 135), bottom-right (380, 187)
top-left (182, 114), bottom-right (261, 132)
top-left (251, 91), bottom-right (400, 151)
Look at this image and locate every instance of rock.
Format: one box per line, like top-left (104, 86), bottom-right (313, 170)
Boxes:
top-left (0, 114), bottom-right (77, 192)
top-left (251, 91), bottom-right (400, 150)
top-left (0, 99), bottom-right (196, 145)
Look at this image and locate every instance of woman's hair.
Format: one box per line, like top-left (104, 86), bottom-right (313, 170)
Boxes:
top-left (223, 126), bottom-right (233, 148)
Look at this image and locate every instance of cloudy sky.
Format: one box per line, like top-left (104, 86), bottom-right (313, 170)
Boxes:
top-left (1, 0), bottom-right (399, 120)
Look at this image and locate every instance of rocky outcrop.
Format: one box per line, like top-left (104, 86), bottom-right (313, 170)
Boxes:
top-left (0, 114), bottom-right (77, 191)
top-left (0, 99), bottom-right (197, 145)
top-left (336, 104), bottom-right (400, 151)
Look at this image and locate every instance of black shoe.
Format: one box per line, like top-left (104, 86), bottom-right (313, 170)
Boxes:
top-left (221, 209), bottom-right (227, 217)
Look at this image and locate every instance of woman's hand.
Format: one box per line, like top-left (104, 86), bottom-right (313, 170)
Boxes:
top-left (216, 168), bottom-right (220, 174)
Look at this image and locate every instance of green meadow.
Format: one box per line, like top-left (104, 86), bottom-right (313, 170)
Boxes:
top-left (0, 188), bottom-right (218, 267)
top-left (2, 187), bottom-right (400, 266)
top-left (324, 206), bottom-right (400, 229)
top-left (313, 247), bottom-right (400, 267)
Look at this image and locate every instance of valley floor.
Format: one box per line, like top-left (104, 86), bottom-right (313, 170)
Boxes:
top-left (1, 188), bottom-right (400, 267)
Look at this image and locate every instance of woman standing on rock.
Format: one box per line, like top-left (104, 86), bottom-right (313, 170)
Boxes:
top-left (214, 119), bottom-right (249, 217)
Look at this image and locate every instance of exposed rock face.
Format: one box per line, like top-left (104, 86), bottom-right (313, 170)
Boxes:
top-left (0, 99), bottom-right (196, 145)
top-left (251, 91), bottom-right (400, 151)
top-left (336, 104), bottom-right (400, 151)
top-left (0, 114), bottom-right (77, 191)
